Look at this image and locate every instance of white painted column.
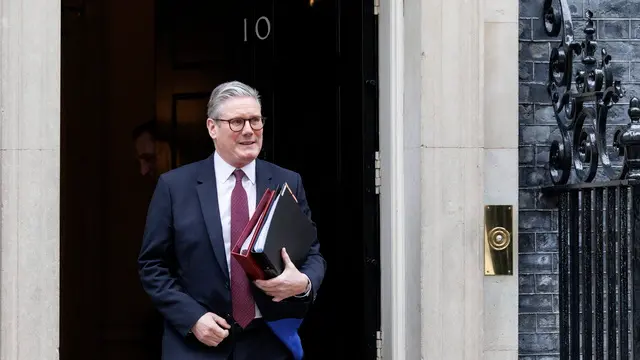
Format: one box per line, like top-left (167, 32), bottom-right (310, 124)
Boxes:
top-left (0, 0), bottom-right (61, 359)
top-left (420, 0), bottom-right (485, 357)
top-left (379, 0), bottom-right (411, 357)
top-left (483, 0), bottom-right (519, 358)
top-left (381, 0), bottom-right (518, 356)
top-left (380, 0), bottom-right (485, 356)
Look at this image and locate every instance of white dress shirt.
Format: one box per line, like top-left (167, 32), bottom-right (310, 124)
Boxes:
top-left (213, 151), bottom-right (262, 318)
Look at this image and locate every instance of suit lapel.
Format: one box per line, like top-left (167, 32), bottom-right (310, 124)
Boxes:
top-left (256, 159), bottom-right (274, 205)
top-left (196, 155), bottom-right (229, 281)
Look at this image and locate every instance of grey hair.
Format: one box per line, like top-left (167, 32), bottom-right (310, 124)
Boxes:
top-left (206, 81), bottom-right (261, 120)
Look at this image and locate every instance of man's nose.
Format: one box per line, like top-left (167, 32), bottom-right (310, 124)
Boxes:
top-left (140, 162), bottom-right (150, 176)
top-left (241, 120), bottom-right (254, 134)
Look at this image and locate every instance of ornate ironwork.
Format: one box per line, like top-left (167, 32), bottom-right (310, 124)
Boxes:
top-left (542, 1), bottom-right (640, 185)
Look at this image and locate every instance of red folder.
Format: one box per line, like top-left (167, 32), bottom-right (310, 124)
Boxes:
top-left (231, 188), bottom-right (277, 280)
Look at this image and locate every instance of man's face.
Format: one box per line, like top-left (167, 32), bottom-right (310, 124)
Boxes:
top-left (207, 96), bottom-right (263, 168)
top-left (135, 131), bottom-right (157, 177)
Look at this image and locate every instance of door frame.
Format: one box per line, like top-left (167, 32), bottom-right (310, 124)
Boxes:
top-left (378, 0), bottom-right (409, 359)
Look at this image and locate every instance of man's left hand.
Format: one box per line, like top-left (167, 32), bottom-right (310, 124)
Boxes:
top-left (254, 248), bottom-right (309, 302)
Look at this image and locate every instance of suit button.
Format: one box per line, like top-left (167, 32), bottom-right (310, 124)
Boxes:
top-left (225, 281), bottom-right (230, 290)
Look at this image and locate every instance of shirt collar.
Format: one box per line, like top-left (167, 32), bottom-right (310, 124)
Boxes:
top-left (213, 151), bottom-right (256, 185)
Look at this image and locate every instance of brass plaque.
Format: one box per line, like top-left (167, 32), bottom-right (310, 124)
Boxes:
top-left (484, 205), bottom-right (514, 276)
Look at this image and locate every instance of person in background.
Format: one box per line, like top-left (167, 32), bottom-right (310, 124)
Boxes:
top-left (132, 120), bottom-right (172, 179)
top-left (138, 80), bottom-right (326, 360)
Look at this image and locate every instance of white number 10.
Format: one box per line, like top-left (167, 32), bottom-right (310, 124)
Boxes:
top-left (244, 16), bottom-right (271, 42)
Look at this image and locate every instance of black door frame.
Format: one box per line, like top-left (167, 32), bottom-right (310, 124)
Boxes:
top-left (361, 2), bottom-right (381, 358)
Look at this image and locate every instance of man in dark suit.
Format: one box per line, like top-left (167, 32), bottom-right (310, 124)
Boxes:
top-left (138, 81), bottom-right (326, 360)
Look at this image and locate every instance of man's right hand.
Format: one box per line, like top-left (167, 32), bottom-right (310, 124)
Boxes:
top-left (191, 312), bottom-right (231, 347)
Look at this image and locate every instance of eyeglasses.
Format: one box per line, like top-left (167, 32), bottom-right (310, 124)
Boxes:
top-left (214, 116), bottom-right (266, 132)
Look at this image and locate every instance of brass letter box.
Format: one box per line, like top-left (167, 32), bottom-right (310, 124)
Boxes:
top-left (484, 205), bottom-right (513, 276)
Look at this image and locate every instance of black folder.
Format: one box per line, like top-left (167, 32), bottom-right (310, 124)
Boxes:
top-left (250, 184), bottom-right (316, 279)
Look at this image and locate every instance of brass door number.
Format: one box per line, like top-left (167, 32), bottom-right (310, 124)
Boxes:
top-left (484, 205), bottom-right (513, 276)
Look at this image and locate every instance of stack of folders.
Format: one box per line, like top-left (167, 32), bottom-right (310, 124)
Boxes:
top-left (231, 183), bottom-right (316, 280)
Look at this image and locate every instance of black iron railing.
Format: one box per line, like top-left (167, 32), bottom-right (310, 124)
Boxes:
top-left (547, 181), bottom-right (640, 359)
top-left (540, 0), bottom-right (640, 358)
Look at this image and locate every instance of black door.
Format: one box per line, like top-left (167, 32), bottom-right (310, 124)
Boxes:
top-left (156, 0), bottom-right (380, 358)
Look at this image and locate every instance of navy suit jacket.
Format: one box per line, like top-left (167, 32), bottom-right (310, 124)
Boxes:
top-left (138, 154), bottom-right (326, 359)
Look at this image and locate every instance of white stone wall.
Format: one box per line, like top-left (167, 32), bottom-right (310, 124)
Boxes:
top-left (418, 0), bottom-right (485, 354)
top-left (483, 0), bottom-right (519, 358)
top-left (379, 0), bottom-right (519, 357)
top-left (0, 0), bottom-right (61, 359)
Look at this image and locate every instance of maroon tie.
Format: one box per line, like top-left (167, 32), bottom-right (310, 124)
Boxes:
top-left (230, 169), bottom-right (255, 328)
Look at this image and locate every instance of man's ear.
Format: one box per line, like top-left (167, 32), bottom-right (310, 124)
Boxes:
top-left (206, 118), bottom-right (217, 140)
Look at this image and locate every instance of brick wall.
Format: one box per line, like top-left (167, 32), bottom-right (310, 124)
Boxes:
top-left (518, 0), bottom-right (639, 358)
